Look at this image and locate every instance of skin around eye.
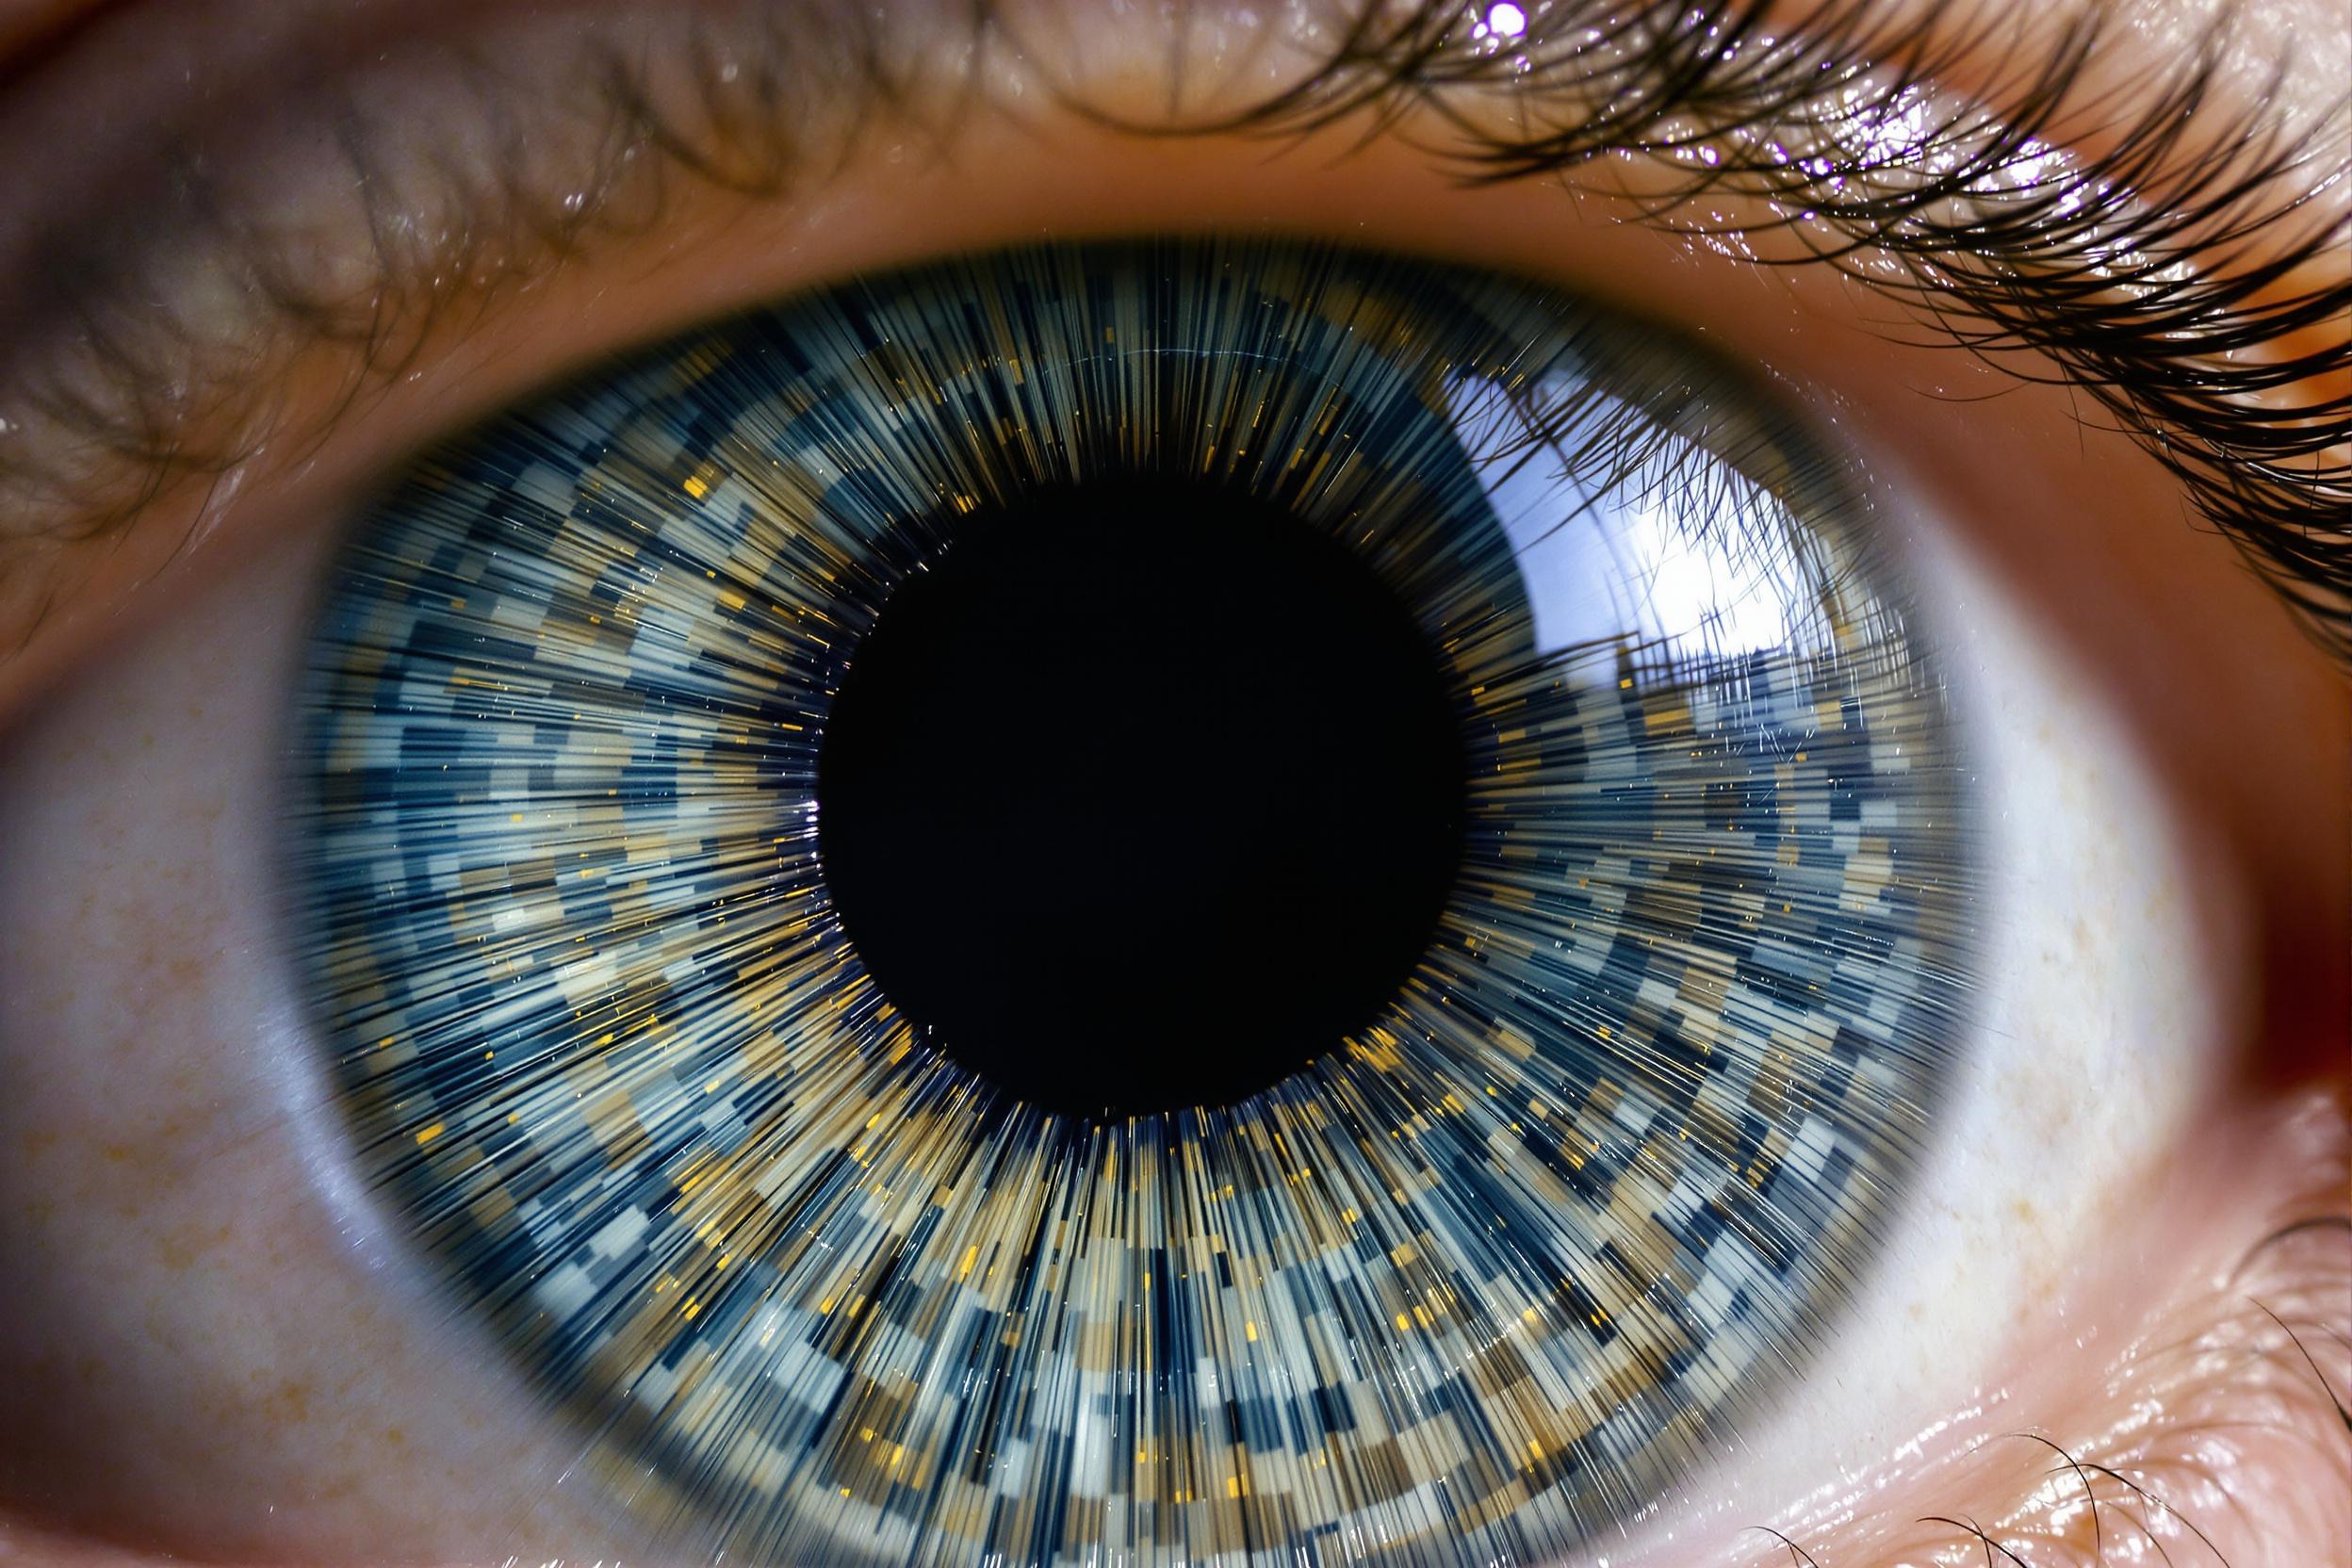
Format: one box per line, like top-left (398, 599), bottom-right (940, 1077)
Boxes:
top-left (0, 3), bottom-right (2344, 1567)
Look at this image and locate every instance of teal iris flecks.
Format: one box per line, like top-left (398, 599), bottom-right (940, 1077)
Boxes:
top-left (287, 240), bottom-right (1973, 1567)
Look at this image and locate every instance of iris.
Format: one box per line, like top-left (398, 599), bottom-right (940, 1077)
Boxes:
top-left (288, 240), bottom-right (1972, 1566)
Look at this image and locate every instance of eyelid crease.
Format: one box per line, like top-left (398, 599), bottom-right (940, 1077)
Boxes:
top-left (0, 0), bottom-right (2342, 664)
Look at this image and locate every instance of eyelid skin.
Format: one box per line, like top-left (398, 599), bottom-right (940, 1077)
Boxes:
top-left (0, 0), bottom-right (105, 67)
top-left (0, 0), bottom-right (2342, 711)
top-left (0, 3), bottom-right (2342, 1566)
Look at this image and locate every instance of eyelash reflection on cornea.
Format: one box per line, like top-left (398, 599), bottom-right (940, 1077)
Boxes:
top-left (0, 0), bottom-right (2342, 654)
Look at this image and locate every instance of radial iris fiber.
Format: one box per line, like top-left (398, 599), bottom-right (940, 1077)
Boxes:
top-left (288, 240), bottom-right (1973, 1567)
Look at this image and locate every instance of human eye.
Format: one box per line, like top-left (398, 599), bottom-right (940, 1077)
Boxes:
top-left (0, 4), bottom-right (2343, 1568)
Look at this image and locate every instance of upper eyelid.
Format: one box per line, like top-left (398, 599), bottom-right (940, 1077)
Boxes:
top-left (0, 0), bottom-right (2342, 661)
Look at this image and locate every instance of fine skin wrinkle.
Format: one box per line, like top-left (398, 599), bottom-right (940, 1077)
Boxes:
top-left (0, 3), bottom-right (2342, 1567)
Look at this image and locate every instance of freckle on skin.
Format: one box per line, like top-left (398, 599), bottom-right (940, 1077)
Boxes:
top-left (155, 1222), bottom-right (236, 1274)
top-left (256, 1379), bottom-right (315, 1426)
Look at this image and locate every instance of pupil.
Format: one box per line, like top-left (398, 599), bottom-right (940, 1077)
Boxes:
top-left (815, 480), bottom-right (1468, 1120)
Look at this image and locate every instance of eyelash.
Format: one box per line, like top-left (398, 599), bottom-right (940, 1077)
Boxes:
top-left (0, 0), bottom-right (2343, 658)
top-left (1182, 0), bottom-right (2352, 658)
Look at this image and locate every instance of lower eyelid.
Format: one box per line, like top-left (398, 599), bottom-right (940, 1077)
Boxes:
top-left (1754, 1092), bottom-right (2352, 1568)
